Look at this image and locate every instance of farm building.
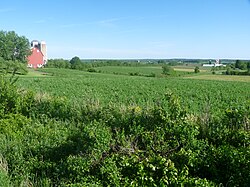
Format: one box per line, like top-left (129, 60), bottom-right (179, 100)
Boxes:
top-left (27, 40), bottom-right (47, 68)
top-left (203, 59), bottom-right (226, 67)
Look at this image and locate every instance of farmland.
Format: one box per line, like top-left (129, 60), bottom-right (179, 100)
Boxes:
top-left (186, 74), bottom-right (250, 82)
top-left (17, 68), bottom-right (250, 116)
top-left (1, 66), bottom-right (250, 186)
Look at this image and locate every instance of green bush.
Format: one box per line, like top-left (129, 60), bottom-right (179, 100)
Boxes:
top-left (0, 75), bottom-right (34, 116)
top-left (162, 65), bottom-right (175, 75)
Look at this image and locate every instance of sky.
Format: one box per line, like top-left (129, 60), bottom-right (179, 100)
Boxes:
top-left (1, 0), bottom-right (250, 59)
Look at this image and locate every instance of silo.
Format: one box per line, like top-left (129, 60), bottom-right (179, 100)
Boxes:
top-left (40, 41), bottom-right (47, 64)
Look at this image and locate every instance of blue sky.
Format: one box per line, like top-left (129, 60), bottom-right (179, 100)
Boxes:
top-left (1, 0), bottom-right (250, 59)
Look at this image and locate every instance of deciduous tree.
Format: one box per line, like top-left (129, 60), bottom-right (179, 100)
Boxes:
top-left (194, 66), bottom-right (200, 73)
top-left (0, 30), bottom-right (30, 63)
top-left (69, 56), bottom-right (82, 69)
top-left (162, 65), bottom-right (174, 75)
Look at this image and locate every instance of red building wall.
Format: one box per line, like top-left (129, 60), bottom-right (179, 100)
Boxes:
top-left (27, 48), bottom-right (44, 68)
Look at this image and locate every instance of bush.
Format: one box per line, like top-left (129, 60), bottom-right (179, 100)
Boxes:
top-left (87, 68), bottom-right (97, 73)
top-left (194, 66), bottom-right (200, 73)
top-left (162, 65), bottom-right (175, 75)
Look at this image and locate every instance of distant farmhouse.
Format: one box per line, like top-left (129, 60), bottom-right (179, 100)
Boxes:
top-left (203, 59), bottom-right (226, 67)
top-left (27, 40), bottom-right (47, 68)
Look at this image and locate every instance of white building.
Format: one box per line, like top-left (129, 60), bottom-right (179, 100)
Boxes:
top-left (203, 59), bottom-right (226, 67)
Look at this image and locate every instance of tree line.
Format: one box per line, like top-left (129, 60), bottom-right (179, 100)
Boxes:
top-left (46, 56), bottom-right (154, 71)
top-left (224, 60), bottom-right (250, 76)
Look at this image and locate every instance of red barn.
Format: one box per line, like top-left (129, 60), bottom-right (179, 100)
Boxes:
top-left (27, 47), bottom-right (44, 69)
top-left (27, 40), bottom-right (47, 68)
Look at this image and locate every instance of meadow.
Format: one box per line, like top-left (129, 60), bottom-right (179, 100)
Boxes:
top-left (0, 66), bottom-right (249, 186)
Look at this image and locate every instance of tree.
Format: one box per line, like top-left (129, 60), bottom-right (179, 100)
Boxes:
top-left (157, 60), bottom-right (165, 64)
top-left (194, 66), bottom-right (200, 73)
top-left (235, 60), bottom-right (240, 69)
top-left (235, 60), bottom-right (247, 70)
top-left (162, 65), bottom-right (174, 75)
top-left (47, 59), bottom-right (71, 68)
top-left (0, 30), bottom-right (30, 63)
top-left (69, 56), bottom-right (82, 69)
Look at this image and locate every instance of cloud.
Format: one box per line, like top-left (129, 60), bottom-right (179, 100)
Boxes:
top-left (96, 17), bottom-right (124, 27)
top-left (148, 41), bottom-right (175, 48)
top-left (0, 8), bottom-right (15, 13)
top-left (59, 17), bottom-right (125, 29)
top-left (34, 19), bottom-right (46, 24)
top-left (59, 23), bottom-right (83, 28)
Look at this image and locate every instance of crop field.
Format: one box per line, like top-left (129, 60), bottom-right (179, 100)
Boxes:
top-left (1, 67), bottom-right (250, 186)
top-left (17, 68), bottom-right (250, 116)
top-left (95, 65), bottom-right (163, 76)
top-left (186, 74), bottom-right (250, 82)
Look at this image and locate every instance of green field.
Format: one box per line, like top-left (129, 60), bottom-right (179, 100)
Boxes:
top-left (95, 65), bottom-right (163, 76)
top-left (1, 67), bottom-right (250, 186)
top-left (186, 74), bottom-right (250, 82)
top-left (17, 68), bottom-right (250, 116)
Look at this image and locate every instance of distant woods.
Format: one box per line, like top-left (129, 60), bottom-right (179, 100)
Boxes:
top-left (223, 60), bottom-right (250, 76)
top-left (46, 57), bottom-right (250, 76)
top-left (46, 57), bottom-right (153, 70)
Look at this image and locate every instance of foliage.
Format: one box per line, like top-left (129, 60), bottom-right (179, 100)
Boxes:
top-left (162, 65), bottom-right (175, 75)
top-left (223, 60), bottom-right (250, 76)
top-left (0, 154), bottom-right (11, 187)
top-left (0, 30), bottom-right (29, 75)
top-left (46, 59), bottom-right (71, 69)
top-left (0, 59), bottom-right (28, 75)
top-left (194, 66), bottom-right (200, 73)
top-left (235, 60), bottom-right (249, 70)
top-left (224, 67), bottom-right (250, 76)
top-left (0, 75), bottom-right (34, 116)
top-left (0, 69), bottom-right (249, 186)
top-left (69, 56), bottom-right (83, 70)
top-left (0, 30), bottom-right (30, 63)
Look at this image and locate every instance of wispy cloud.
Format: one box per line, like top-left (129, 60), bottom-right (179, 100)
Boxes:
top-left (34, 19), bottom-right (46, 24)
top-left (59, 23), bottom-right (83, 28)
top-left (0, 8), bottom-right (15, 13)
top-left (96, 17), bottom-right (124, 27)
top-left (59, 17), bottom-right (128, 29)
top-left (134, 15), bottom-right (169, 21)
top-left (148, 41), bottom-right (175, 48)
top-left (33, 17), bottom-right (54, 24)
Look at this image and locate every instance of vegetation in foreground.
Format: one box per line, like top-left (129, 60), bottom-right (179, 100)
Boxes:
top-left (1, 70), bottom-right (250, 186)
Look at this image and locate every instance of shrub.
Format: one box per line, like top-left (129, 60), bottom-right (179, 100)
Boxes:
top-left (162, 65), bottom-right (175, 75)
top-left (194, 66), bottom-right (200, 73)
top-left (87, 68), bottom-right (97, 73)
